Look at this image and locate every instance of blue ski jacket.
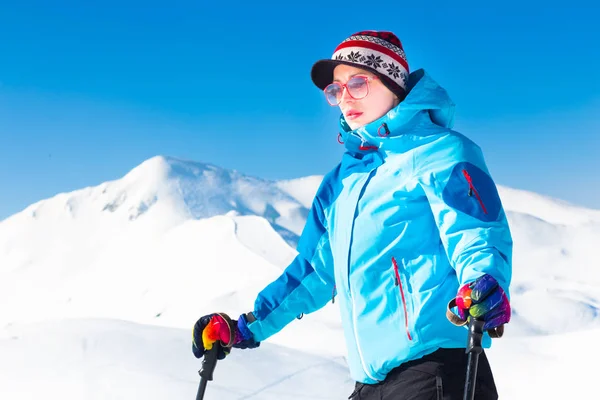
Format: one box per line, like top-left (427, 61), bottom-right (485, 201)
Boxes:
top-left (247, 69), bottom-right (513, 384)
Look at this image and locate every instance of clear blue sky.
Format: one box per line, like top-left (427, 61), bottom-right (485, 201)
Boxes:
top-left (1, 1), bottom-right (599, 220)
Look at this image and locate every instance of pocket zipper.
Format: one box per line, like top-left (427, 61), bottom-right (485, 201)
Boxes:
top-left (392, 257), bottom-right (413, 341)
top-left (462, 169), bottom-right (488, 214)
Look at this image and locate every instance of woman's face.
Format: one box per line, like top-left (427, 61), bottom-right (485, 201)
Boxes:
top-left (331, 64), bottom-right (399, 130)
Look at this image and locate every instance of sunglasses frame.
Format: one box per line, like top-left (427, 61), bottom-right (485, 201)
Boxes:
top-left (324, 75), bottom-right (380, 106)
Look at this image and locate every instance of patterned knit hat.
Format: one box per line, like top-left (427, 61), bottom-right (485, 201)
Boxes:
top-left (311, 30), bottom-right (410, 100)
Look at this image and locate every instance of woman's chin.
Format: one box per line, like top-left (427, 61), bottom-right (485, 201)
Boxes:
top-left (347, 119), bottom-right (364, 131)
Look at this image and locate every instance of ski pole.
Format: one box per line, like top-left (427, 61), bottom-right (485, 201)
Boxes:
top-left (195, 313), bottom-right (236, 400)
top-left (446, 299), bottom-right (504, 400)
top-left (196, 341), bottom-right (222, 400)
top-left (463, 316), bottom-right (485, 400)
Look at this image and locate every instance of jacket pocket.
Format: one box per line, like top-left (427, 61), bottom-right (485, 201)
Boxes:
top-left (392, 257), bottom-right (413, 341)
top-left (441, 162), bottom-right (502, 223)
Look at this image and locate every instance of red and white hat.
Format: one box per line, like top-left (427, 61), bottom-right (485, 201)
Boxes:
top-left (311, 30), bottom-right (410, 99)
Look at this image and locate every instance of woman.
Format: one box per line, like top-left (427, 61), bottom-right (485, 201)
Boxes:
top-left (192, 30), bottom-right (512, 399)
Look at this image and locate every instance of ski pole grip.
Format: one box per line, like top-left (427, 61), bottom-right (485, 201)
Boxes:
top-left (466, 317), bottom-right (485, 355)
top-left (447, 298), bottom-right (505, 339)
top-left (199, 342), bottom-right (221, 381)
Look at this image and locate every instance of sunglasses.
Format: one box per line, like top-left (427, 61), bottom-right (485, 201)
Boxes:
top-left (324, 75), bottom-right (379, 106)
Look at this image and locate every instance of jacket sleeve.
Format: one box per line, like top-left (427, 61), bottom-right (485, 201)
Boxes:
top-left (413, 132), bottom-right (513, 294)
top-left (246, 190), bottom-right (335, 342)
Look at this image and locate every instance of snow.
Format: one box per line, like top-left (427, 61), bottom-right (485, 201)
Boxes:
top-left (1, 155), bottom-right (599, 399)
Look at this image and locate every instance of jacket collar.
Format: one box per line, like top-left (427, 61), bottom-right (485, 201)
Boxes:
top-left (338, 69), bottom-right (456, 156)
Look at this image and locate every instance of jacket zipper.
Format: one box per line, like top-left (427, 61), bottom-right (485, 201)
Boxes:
top-left (392, 257), bottom-right (413, 341)
top-left (462, 169), bottom-right (488, 214)
top-left (346, 169), bottom-right (379, 383)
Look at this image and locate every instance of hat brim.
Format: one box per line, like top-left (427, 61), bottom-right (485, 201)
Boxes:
top-left (311, 59), bottom-right (381, 91)
top-left (310, 59), bottom-right (406, 101)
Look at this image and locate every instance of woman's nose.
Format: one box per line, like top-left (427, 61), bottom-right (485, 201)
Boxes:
top-left (339, 87), bottom-right (354, 104)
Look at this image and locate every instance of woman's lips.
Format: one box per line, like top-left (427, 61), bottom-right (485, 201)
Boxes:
top-left (346, 110), bottom-right (363, 120)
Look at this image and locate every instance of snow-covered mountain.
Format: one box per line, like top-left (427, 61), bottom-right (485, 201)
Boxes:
top-left (1, 155), bottom-right (599, 399)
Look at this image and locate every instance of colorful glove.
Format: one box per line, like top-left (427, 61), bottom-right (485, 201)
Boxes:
top-left (192, 313), bottom-right (260, 360)
top-left (456, 274), bottom-right (511, 331)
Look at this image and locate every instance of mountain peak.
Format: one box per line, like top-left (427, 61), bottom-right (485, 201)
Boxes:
top-left (1, 156), bottom-right (310, 246)
top-left (121, 155), bottom-right (225, 186)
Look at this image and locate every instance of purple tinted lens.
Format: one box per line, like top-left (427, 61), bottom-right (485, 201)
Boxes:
top-left (324, 83), bottom-right (342, 105)
top-left (346, 76), bottom-right (369, 98)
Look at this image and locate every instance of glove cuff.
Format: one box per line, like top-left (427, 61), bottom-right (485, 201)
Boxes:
top-left (234, 313), bottom-right (255, 344)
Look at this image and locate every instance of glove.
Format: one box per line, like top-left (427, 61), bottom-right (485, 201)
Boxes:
top-left (456, 274), bottom-right (511, 332)
top-left (192, 312), bottom-right (260, 360)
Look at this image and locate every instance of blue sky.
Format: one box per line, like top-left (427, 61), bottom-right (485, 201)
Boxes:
top-left (1, 1), bottom-right (599, 220)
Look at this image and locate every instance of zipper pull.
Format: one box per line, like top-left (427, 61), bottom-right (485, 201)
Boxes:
top-left (462, 168), bottom-right (489, 214)
top-left (463, 169), bottom-right (474, 196)
top-left (331, 285), bottom-right (336, 304)
top-left (392, 257), bottom-right (400, 286)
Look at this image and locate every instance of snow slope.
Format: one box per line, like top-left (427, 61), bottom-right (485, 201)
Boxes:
top-left (1, 318), bottom-right (598, 400)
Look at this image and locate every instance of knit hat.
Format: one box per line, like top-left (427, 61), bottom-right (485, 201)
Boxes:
top-left (311, 30), bottom-right (410, 100)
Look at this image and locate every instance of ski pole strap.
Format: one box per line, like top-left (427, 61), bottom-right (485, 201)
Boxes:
top-left (446, 299), bottom-right (504, 339)
top-left (446, 298), bottom-right (469, 326)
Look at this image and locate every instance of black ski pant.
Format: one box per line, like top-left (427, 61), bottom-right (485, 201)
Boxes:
top-left (348, 348), bottom-right (498, 400)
